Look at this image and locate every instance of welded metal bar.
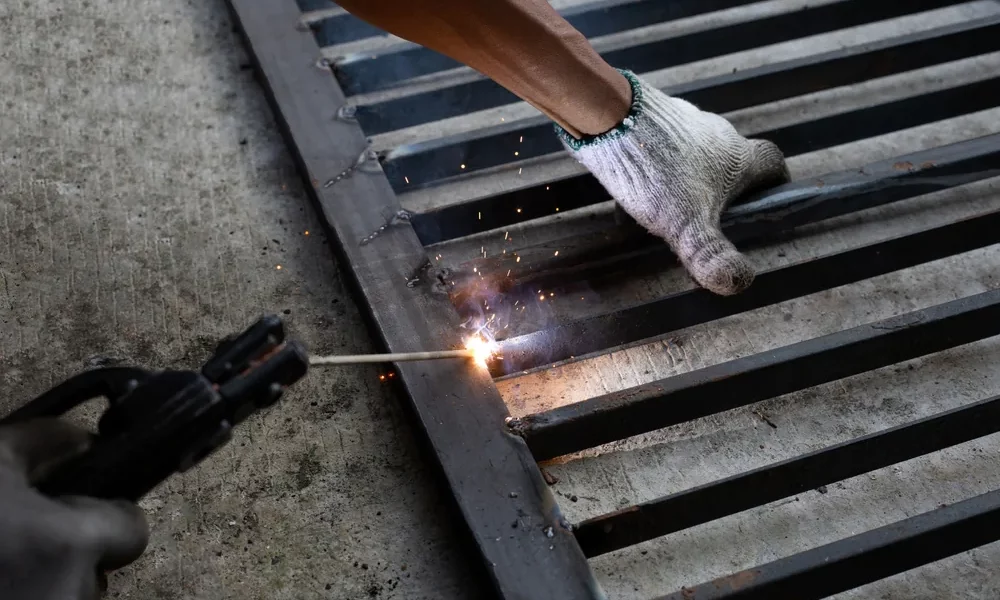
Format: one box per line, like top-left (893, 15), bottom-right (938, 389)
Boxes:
top-left (334, 0), bottom-right (761, 95)
top-left (656, 487), bottom-right (1000, 600)
top-left (493, 210), bottom-right (1000, 376)
top-left (511, 289), bottom-right (1000, 460)
top-left (310, 349), bottom-right (476, 365)
top-left (767, 78), bottom-right (1000, 155)
top-left (295, 0), bottom-right (335, 11)
top-left (462, 133), bottom-right (1000, 293)
top-left (310, 12), bottom-right (385, 47)
top-left (389, 15), bottom-right (1000, 195)
top-left (354, 0), bottom-right (966, 134)
top-left (225, 1), bottom-right (602, 598)
top-left (310, 0), bottom-right (757, 56)
top-left (576, 393), bottom-right (1000, 557)
top-left (410, 72), bottom-right (1000, 245)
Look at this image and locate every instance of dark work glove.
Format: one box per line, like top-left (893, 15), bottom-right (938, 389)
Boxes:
top-left (0, 419), bottom-right (149, 600)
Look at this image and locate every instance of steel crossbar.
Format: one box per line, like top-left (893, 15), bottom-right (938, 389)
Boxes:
top-left (351, 0), bottom-right (968, 134)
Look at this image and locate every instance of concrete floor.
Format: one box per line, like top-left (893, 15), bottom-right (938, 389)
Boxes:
top-left (0, 1), bottom-right (480, 598)
top-left (5, 0), bottom-right (1000, 599)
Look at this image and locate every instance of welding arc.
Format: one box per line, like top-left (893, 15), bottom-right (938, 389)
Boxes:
top-left (309, 349), bottom-right (476, 365)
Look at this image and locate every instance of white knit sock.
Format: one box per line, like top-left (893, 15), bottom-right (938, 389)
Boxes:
top-left (558, 71), bottom-right (789, 295)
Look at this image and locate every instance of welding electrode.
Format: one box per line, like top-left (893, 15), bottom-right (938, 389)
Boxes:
top-left (309, 349), bottom-right (478, 365)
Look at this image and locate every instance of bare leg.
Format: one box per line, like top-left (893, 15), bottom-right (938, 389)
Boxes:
top-left (335, 0), bottom-right (631, 138)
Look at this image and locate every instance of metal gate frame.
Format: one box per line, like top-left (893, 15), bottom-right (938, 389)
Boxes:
top-left (226, 1), bottom-right (1000, 598)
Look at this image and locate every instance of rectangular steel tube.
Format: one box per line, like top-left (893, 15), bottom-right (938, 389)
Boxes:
top-left (226, 1), bottom-right (602, 597)
top-left (412, 71), bottom-right (1000, 244)
top-left (494, 210), bottom-right (1000, 376)
top-left (389, 15), bottom-right (1000, 196)
top-left (334, 0), bottom-right (761, 95)
top-left (512, 289), bottom-right (1000, 460)
top-left (461, 133), bottom-right (1000, 293)
top-left (355, 0), bottom-right (966, 134)
top-left (655, 486), bottom-right (1000, 600)
top-left (575, 393), bottom-right (1000, 556)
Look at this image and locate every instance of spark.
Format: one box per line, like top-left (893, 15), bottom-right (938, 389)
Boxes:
top-left (379, 374), bottom-right (386, 381)
top-left (404, 176), bottom-right (410, 184)
top-left (478, 211), bottom-right (482, 220)
top-left (549, 292), bottom-right (554, 297)
top-left (473, 267), bottom-right (477, 272)
top-left (518, 167), bottom-right (522, 175)
top-left (504, 231), bottom-right (509, 240)
top-left (554, 251), bottom-right (559, 256)
top-left (501, 117), bottom-right (505, 122)
top-left (539, 295), bottom-right (545, 301)
top-left (465, 335), bottom-right (499, 366)
top-left (275, 265), bottom-right (283, 270)
top-left (555, 208), bottom-right (559, 212)
top-left (516, 256), bottom-right (521, 263)
top-left (507, 269), bottom-right (511, 276)
top-left (388, 372), bottom-right (395, 378)
top-left (461, 164), bottom-right (466, 169)
top-left (304, 230), bottom-right (310, 236)
top-left (516, 208), bottom-right (522, 213)
top-left (546, 186), bottom-right (550, 190)
top-left (514, 301), bottom-right (519, 306)
top-left (519, 136), bottom-right (523, 143)
top-left (514, 151), bottom-right (519, 156)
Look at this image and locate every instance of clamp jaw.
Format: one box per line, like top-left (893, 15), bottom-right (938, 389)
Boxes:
top-left (1, 315), bottom-right (309, 501)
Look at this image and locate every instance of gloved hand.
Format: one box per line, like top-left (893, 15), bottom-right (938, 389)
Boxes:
top-left (558, 70), bottom-right (790, 295)
top-left (0, 419), bottom-right (149, 600)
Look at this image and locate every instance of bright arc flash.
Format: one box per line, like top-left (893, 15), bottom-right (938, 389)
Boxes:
top-left (465, 335), bottom-right (498, 366)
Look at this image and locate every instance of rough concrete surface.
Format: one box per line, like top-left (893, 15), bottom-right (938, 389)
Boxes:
top-left (0, 1), bottom-right (480, 599)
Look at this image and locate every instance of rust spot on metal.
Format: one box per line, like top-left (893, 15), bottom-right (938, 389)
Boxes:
top-left (920, 161), bottom-right (936, 169)
top-left (714, 569), bottom-right (759, 591)
top-left (610, 505), bottom-right (641, 517)
top-left (541, 468), bottom-right (560, 485)
top-left (892, 161), bottom-right (915, 171)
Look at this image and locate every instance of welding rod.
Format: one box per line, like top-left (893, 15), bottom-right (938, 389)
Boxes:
top-left (309, 349), bottom-right (477, 365)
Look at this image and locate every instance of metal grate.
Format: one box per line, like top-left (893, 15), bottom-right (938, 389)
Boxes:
top-left (230, 1), bottom-right (1000, 598)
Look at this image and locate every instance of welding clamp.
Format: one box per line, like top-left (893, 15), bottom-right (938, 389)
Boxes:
top-left (0, 315), bottom-right (309, 501)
